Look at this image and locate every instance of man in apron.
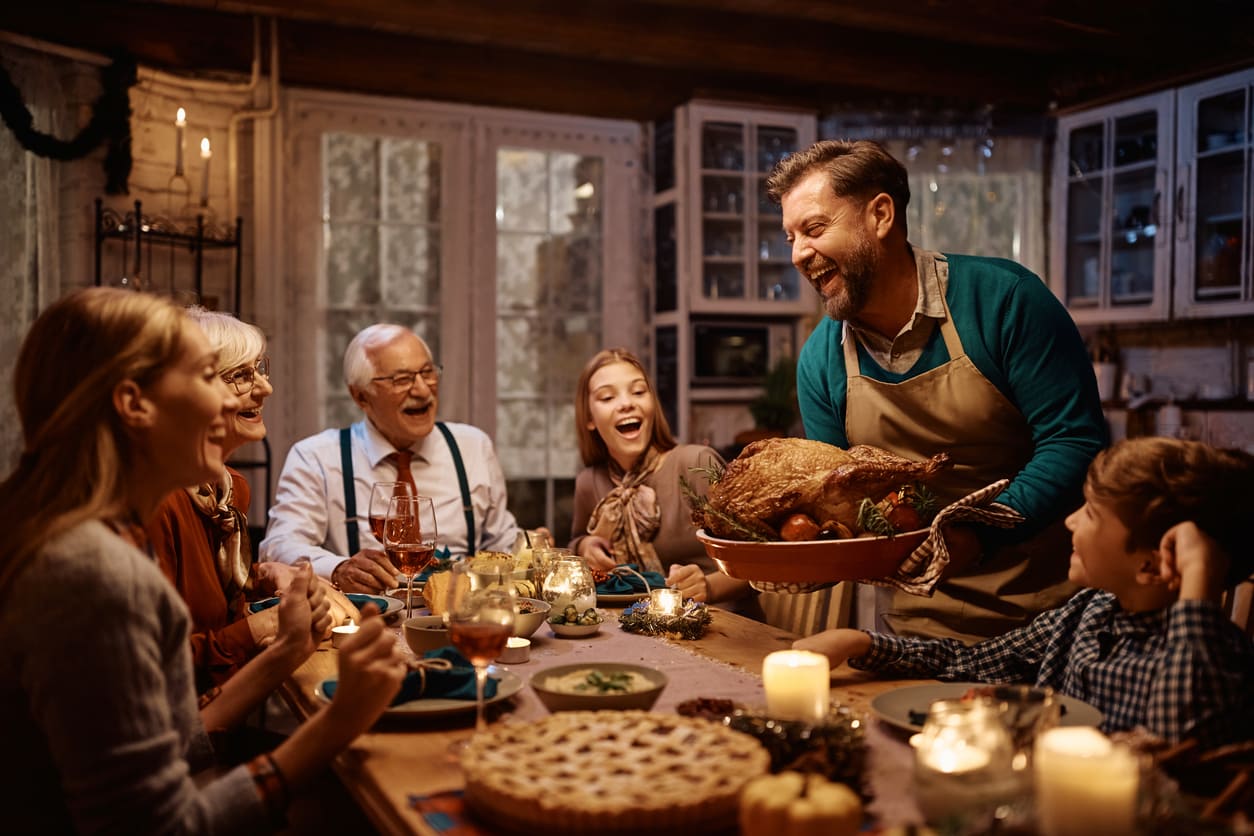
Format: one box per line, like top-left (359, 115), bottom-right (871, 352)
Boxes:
top-left (768, 140), bottom-right (1107, 642)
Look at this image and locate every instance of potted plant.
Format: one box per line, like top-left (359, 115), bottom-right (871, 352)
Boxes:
top-left (740, 357), bottom-right (799, 443)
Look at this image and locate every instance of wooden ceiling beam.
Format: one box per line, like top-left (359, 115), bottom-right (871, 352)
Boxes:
top-left (131, 0), bottom-right (1050, 98)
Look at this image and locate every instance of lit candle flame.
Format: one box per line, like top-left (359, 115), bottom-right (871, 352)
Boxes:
top-left (200, 137), bottom-right (211, 158)
top-left (176, 107), bottom-right (186, 126)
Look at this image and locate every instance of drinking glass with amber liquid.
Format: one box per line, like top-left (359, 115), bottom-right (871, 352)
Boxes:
top-left (383, 494), bottom-right (437, 620)
top-left (446, 560), bottom-right (515, 750)
top-left (368, 481), bottom-right (413, 543)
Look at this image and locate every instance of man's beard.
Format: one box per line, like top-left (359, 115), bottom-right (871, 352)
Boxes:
top-left (808, 233), bottom-right (878, 321)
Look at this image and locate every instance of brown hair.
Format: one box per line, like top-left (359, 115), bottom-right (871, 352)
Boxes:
top-left (765, 139), bottom-right (911, 238)
top-left (574, 348), bottom-right (677, 468)
top-left (1086, 437), bottom-right (1254, 586)
top-left (0, 288), bottom-right (187, 597)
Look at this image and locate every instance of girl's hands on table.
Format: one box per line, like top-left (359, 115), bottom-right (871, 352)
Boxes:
top-left (666, 564), bottom-right (709, 602)
top-left (578, 536), bottom-right (616, 571)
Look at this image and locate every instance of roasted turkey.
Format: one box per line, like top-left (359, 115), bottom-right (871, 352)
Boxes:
top-left (692, 437), bottom-right (950, 540)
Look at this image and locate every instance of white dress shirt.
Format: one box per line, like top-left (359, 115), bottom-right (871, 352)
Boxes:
top-left (259, 418), bottom-right (520, 578)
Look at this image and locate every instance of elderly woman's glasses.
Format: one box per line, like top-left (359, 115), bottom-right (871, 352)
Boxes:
top-left (372, 364), bottom-right (442, 393)
top-left (222, 357), bottom-right (270, 395)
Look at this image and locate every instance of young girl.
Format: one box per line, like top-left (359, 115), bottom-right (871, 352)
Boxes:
top-left (0, 288), bottom-right (405, 833)
top-left (569, 348), bottom-right (753, 608)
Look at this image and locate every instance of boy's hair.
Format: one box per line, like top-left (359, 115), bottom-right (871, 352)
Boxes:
top-left (1086, 437), bottom-right (1254, 586)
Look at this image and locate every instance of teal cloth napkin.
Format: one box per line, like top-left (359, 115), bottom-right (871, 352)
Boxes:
top-left (595, 564), bottom-right (667, 595)
top-left (322, 646), bottom-right (498, 705)
top-left (248, 593), bottom-right (388, 614)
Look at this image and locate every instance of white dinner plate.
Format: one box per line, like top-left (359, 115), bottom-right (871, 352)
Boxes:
top-left (315, 666), bottom-right (523, 717)
top-left (249, 593), bottom-right (406, 620)
top-left (596, 591), bottom-right (650, 605)
top-left (870, 682), bottom-right (1104, 734)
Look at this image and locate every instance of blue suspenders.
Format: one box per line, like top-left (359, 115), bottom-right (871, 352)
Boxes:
top-left (339, 423), bottom-right (476, 556)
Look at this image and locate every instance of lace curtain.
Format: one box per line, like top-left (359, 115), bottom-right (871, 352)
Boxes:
top-left (0, 44), bottom-right (72, 474)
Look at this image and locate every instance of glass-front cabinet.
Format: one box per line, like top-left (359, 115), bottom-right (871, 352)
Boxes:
top-left (1050, 91), bottom-right (1175, 323)
top-left (680, 102), bottom-right (816, 315)
top-left (1174, 67), bottom-right (1254, 318)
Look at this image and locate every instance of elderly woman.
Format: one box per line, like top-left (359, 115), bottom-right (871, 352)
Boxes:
top-left (569, 348), bottom-right (755, 609)
top-left (0, 288), bottom-right (405, 833)
top-left (145, 308), bottom-right (352, 734)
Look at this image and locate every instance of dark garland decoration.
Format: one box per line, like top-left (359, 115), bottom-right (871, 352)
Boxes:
top-left (0, 52), bottom-right (137, 194)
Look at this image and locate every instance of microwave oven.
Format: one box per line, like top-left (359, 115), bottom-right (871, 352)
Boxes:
top-left (691, 320), bottom-right (795, 386)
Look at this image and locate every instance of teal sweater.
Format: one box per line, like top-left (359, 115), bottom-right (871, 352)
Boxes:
top-left (797, 253), bottom-right (1107, 546)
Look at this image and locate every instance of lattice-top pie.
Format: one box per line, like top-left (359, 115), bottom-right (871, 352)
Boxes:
top-left (461, 709), bottom-right (770, 834)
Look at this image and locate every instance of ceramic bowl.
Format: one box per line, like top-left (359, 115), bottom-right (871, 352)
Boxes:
top-left (547, 619), bottom-right (601, 639)
top-left (530, 663), bottom-right (667, 712)
top-left (402, 614), bottom-right (450, 655)
top-left (512, 597), bottom-right (551, 638)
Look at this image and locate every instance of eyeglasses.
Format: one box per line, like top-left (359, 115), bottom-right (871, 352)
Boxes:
top-left (371, 364), bottom-right (442, 393)
top-left (222, 357), bottom-right (271, 395)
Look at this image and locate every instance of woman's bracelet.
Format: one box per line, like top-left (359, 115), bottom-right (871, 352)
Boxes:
top-left (247, 752), bottom-right (290, 825)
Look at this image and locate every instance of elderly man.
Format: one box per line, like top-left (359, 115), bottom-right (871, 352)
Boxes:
top-left (768, 139), bottom-right (1106, 642)
top-left (260, 324), bottom-right (523, 593)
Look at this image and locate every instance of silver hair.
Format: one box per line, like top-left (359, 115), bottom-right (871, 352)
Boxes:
top-left (342, 324), bottom-right (433, 390)
top-left (184, 306), bottom-right (266, 373)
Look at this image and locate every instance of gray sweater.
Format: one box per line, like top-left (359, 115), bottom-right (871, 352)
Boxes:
top-left (0, 519), bottom-right (269, 834)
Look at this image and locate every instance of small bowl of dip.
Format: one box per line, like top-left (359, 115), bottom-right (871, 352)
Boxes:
top-left (530, 662), bottom-right (667, 712)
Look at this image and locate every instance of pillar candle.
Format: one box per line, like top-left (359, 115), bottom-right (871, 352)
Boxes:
top-left (1035, 727), bottom-right (1139, 836)
top-left (199, 137), bottom-right (212, 205)
top-left (761, 650), bottom-right (829, 722)
top-left (174, 108), bottom-right (186, 176)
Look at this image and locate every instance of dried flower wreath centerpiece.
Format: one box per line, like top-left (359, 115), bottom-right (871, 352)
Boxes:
top-left (618, 597), bottom-right (712, 640)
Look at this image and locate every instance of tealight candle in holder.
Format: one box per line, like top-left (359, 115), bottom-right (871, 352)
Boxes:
top-left (912, 699), bottom-right (1019, 827)
top-left (496, 636), bottom-right (530, 664)
top-left (1035, 727), bottom-right (1139, 836)
top-left (650, 587), bottom-right (681, 616)
top-left (542, 556), bottom-right (596, 613)
top-left (330, 623), bottom-right (359, 649)
top-left (762, 650), bottom-right (830, 723)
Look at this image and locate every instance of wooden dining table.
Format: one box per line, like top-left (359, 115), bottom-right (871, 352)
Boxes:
top-left (278, 605), bottom-right (931, 835)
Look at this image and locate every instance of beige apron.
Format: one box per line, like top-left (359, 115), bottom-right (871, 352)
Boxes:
top-left (843, 266), bottom-right (1075, 643)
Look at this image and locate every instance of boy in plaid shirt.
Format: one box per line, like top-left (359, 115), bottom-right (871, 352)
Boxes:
top-left (797, 438), bottom-right (1254, 748)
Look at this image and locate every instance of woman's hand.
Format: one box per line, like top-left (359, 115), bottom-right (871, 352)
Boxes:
top-left (579, 536), bottom-right (616, 571)
top-left (253, 561), bottom-right (298, 596)
top-left (665, 564), bottom-right (709, 602)
top-left (792, 628), bottom-right (872, 668)
top-left (273, 563), bottom-right (328, 663)
top-left (325, 605), bottom-right (406, 732)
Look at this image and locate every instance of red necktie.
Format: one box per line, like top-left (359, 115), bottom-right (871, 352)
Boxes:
top-left (389, 449), bottom-right (418, 497)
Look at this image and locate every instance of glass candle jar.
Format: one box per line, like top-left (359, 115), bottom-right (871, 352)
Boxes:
top-left (912, 699), bottom-right (1020, 827)
top-left (541, 555), bottom-right (596, 613)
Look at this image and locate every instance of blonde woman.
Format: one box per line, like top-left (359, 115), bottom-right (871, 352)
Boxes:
top-left (0, 288), bottom-right (404, 833)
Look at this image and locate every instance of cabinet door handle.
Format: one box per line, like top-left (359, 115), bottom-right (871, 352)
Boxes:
top-left (1152, 190), bottom-right (1161, 226)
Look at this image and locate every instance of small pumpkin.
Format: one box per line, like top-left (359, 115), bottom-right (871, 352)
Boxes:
top-left (739, 771), bottom-right (862, 836)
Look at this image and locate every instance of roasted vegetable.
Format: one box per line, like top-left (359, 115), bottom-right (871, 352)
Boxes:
top-left (739, 771), bottom-right (862, 836)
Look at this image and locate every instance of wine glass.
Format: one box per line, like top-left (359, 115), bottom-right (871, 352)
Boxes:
top-left (445, 560), bottom-right (516, 749)
top-left (383, 494), bottom-right (437, 620)
top-left (368, 481), bottom-right (413, 544)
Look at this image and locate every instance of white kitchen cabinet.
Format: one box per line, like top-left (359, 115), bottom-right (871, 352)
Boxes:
top-left (1050, 91), bottom-right (1175, 323)
top-left (651, 101), bottom-right (816, 442)
top-left (676, 101), bottom-right (817, 315)
top-left (1174, 67), bottom-right (1254, 318)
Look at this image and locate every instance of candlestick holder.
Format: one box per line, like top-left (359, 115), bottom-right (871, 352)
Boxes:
top-left (618, 598), bottom-right (712, 639)
top-left (725, 704), bottom-right (867, 798)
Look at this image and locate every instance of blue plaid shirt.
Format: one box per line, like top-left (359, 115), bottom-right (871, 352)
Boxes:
top-left (854, 588), bottom-right (1254, 748)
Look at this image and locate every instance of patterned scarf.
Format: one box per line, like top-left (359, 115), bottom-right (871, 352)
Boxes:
top-left (186, 470), bottom-right (251, 617)
top-left (587, 448), bottom-right (666, 574)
